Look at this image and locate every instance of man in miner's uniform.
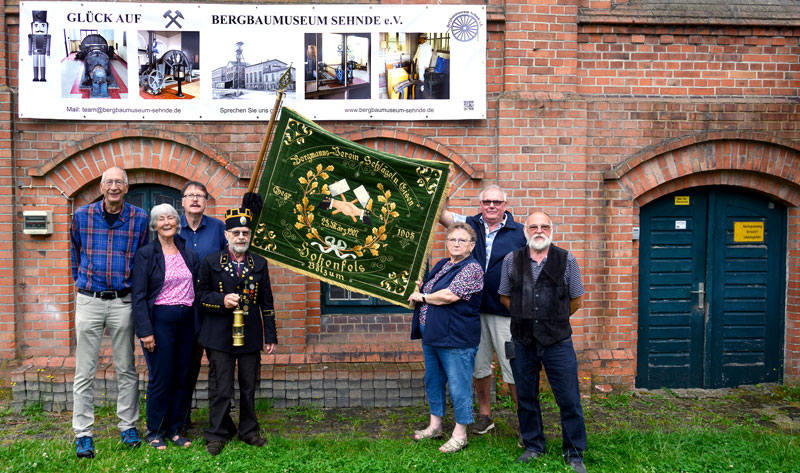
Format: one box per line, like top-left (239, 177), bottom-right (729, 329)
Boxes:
top-left (28, 10), bottom-right (51, 82)
top-left (197, 208), bottom-right (277, 456)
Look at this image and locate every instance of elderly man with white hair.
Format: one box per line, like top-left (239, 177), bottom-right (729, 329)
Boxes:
top-left (498, 211), bottom-right (588, 473)
top-left (70, 166), bottom-right (149, 458)
top-left (197, 208), bottom-right (277, 456)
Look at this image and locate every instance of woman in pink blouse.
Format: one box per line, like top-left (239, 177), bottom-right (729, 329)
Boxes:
top-left (132, 204), bottom-right (200, 450)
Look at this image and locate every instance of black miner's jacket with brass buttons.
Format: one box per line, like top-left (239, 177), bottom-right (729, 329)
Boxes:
top-left (197, 250), bottom-right (277, 354)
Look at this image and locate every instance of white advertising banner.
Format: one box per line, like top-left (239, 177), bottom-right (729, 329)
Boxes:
top-left (19, 2), bottom-right (486, 121)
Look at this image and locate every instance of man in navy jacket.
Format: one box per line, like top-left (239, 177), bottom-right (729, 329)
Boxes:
top-left (440, 185), bottom-right (527, 436)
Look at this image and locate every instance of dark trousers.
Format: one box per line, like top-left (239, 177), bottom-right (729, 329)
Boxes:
top-left (141, 305), bottom-right (194, 438)
top-left (205, 348), bottom-right (260, 442)
top-left (180, 339), bottom-right (205, 431)
top-left (511, 337), bottom-right (587, 461)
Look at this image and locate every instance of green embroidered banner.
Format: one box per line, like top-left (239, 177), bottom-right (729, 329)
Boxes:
top-left (251, 107), bottom-right (451, 307)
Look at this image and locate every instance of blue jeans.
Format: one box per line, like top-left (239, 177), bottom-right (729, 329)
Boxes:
top-left (511, 337), bottom-right (587, 461)
top-left (422, 342), bottom-right (478, 425)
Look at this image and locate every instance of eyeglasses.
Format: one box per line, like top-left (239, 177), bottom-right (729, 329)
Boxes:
top-left (228, 230), bottom-right (251, 237)
top-left (446, 238), bottom-right (473, 245)
top-left (102, 179), bottom-right (126, 187)
top-left (480, 200), bottom-right (505, 206)
top-left (527, 224), bottom-right (552, 232)
top-left (183, 193), bottom-right (206, 200)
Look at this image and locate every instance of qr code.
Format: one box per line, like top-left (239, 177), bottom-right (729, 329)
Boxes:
top-left (463, 100), bottom-right (474, 111)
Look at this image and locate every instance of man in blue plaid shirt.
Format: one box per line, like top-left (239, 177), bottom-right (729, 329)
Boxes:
top-left (70, 166), bottom-right (149, 458)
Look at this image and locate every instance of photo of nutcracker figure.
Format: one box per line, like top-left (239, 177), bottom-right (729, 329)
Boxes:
top-left (28, 10), bottom-right (51, 82)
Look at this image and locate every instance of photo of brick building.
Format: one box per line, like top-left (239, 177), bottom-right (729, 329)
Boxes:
top-left (2, 0), bottom-right (799, 409)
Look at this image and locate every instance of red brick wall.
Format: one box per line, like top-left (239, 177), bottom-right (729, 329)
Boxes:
top-left (3, 1), bottom-right (800, 389)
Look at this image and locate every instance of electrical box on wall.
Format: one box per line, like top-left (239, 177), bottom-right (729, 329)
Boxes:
top-left (22, 210), bottom-right (53, 235)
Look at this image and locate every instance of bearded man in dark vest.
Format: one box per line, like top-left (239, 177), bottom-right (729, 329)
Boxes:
top-left (498, 211), bottom-right (588, 473)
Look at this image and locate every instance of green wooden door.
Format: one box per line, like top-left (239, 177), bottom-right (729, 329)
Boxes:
top-left (636, 187), bottom-right (785, 389)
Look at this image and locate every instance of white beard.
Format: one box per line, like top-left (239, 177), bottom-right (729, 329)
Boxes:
top-left (231, 242), bottom-right (250, 254)
top-left (527, 234), bottom-right (552, 251)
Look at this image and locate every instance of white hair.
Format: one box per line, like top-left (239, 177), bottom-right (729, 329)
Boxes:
top-left (478, 185), bottom-right (507, 202)
top-left (101, 166), bottom-right (129, 184)
top-left (149, 203), bottom-right (181, 234)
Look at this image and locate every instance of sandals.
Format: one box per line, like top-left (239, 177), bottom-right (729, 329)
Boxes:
top-left (169, 434), bottom-right (192, 447)
top-left (439, 436), bottom-right (468, 453)
top-left (147, 436), bottom-right (167, 451)
top-left (413, 426), bottom-right (443, 441)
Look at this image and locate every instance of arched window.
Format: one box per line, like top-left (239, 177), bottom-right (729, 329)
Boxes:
top-left (124, 184), bottom-right (182, 216)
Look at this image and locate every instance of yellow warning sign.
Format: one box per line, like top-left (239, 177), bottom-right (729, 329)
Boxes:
top-left (733, 222), bottom-right (764, 242)
top-left (674, 196), bottom-right (690, 205)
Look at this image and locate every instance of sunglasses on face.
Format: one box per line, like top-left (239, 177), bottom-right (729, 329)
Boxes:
top-left (527, 224), bottom-right (552, 232)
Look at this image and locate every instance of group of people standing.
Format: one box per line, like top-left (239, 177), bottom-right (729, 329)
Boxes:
top-left (69, 166), bottom-right (587, 471)
top-left (71, 166), bottom-right (275, 458)
top-left (408, 185), bottom-right (589, 473)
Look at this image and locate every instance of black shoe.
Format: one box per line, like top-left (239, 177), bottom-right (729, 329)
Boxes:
top-left (516, 449), bottom-right (543, 463)
top-left (471, 414), bottom-right (495, 435)
top-left (206, 440), bottom-right (225, 456)
top-left (240, 434), bottom-right (267, 447)
top-left (568, 458), bottom-right (588, 473)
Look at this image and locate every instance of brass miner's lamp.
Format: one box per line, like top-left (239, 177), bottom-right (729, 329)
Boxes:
top-left (232, 308), bottom-right (245, 347)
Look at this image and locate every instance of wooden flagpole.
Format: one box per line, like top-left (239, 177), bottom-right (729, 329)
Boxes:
top-left (246, 64), bottom-right (293, 194)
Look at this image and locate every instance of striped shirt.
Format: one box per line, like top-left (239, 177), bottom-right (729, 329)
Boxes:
top-left (498, 248), bottom-right (585, 299)
top-left (71, 200), bottom-right (149, 292)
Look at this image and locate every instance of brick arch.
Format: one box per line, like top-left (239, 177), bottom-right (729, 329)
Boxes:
top-left (343, 130), bottom-right (483, 197)
top-left (595, 137), bottom-right (800, 388)
top-left (604, 131), bottom-right (800, 181)
top-left (607, 138), bottom-right (800, 205)
top-left (635, 171), bottom-right (800, 207)
top-left (29, 134), bottom-right (245, 203)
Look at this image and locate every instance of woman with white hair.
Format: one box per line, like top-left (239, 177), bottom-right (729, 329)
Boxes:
top-left (132, 203), bottom-right (199, 450)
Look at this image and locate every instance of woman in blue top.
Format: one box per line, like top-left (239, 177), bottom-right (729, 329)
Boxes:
top-left (409, 223), bottom-right (484, 453)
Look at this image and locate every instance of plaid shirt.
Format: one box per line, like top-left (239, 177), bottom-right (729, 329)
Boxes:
top-left (71, 200), bottom-right (149, 292)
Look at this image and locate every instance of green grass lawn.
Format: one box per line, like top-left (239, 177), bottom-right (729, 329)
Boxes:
top-left (1, 426), bottom-right (797, 473)
top-left (2, 384), bottom-right (798, 472)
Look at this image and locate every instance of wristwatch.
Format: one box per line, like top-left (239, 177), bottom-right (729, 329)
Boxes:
top-left (422, 294), bottom-right (427, 304)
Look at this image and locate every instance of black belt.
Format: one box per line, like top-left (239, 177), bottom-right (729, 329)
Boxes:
top-left (78, 288), bottom-right (130, 300)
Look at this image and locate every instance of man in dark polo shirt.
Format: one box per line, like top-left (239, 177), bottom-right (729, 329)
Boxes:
top-left (177, 180), bottom-right (227, 434)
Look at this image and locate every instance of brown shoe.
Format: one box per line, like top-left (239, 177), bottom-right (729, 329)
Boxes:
top-left (471, 414), bottom-right (495, 435)
top-left (240, 435), bottom-right (267, 447)
top-left (206, 440), bottom-right (225, 456)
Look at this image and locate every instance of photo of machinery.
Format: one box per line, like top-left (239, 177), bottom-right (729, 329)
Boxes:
top-left (60, 29), bottom-right (128, 99)
top-left (138, 30), bottom-right (199, 99)
top-left (304, 32), bottom-right (371, 100)
top-left (378, 32), bottom-right (450, 100)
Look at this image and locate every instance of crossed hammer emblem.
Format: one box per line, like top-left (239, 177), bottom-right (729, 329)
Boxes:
top-left (163, 10), bottom-right (184, 28)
